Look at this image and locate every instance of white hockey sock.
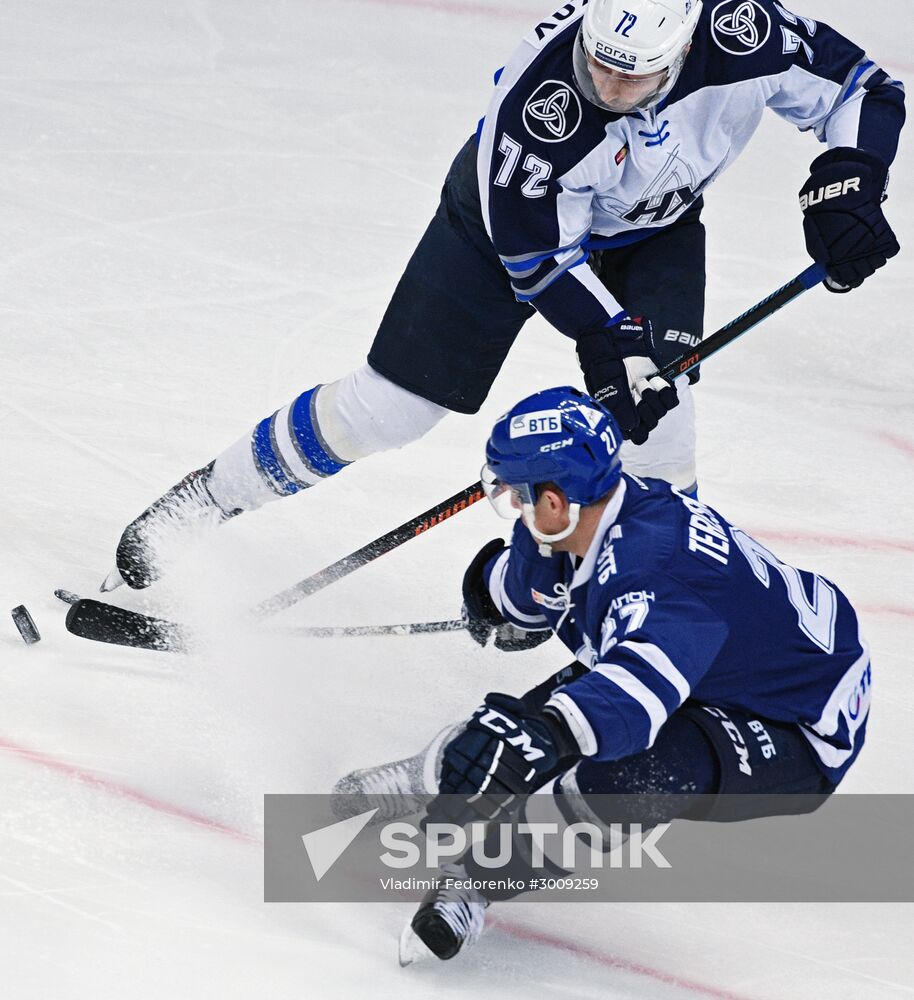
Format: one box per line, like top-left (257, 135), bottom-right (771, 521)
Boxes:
top-left (208, 365), bottom-right (449, 513)
top-left (315, 364), bottom-right (450, 462)
top-left (620, 379), bottom-right (697, 492)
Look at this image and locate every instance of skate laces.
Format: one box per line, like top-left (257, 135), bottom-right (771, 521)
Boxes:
top-left (359, 760), bottom-right (421, 817)
top-left (332, 756), bottom-right (427, 823)
top-left (164, 472), bottom-right (226, 523)
top-left (433, 865), bottom-right (487, 943)
top-left (333, 725), bottom-right (467, 828)
top-left (140, 470), bottom-right (228, 546)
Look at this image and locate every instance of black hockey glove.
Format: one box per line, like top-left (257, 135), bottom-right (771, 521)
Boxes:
top-left (431, 692), bottom-right (581, 825)
top-left (577, 316), bottom-right (679, 445)
top-left (800, 147), bottom-right (899, 293)
top-left (462, 540), bottom-right (552, 653)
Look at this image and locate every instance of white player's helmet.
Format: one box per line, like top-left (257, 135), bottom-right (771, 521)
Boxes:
top-left (573, 0), bottom-right (703, 114)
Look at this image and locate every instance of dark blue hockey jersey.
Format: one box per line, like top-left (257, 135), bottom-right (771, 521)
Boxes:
top-left (476, 0), bottom-right (905, 339)
top-left (484, 475), bottom-right (871, 783)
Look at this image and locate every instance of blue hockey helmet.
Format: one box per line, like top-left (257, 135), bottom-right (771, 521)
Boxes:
top-left (483, 387), bottom-right (623, 550)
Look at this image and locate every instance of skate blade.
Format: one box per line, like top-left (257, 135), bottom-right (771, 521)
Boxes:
top-left (100, 567), bottom-right (126, 593)
top-left (398, 925), bottom-right (434, 967)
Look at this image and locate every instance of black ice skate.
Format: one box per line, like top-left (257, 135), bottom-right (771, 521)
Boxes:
top-left (330, 725), bottom-right (460, 825)
top-left (399, 863), bottom-right (488, 964)
top-left (101, 462), bottom-right (240, 591)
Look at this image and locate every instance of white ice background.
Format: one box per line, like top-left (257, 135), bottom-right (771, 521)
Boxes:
top-left (1, 0), bottom-right (913, 997)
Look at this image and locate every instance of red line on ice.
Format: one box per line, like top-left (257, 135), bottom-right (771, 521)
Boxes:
top-left (492, 917), bottom-right (758, 1000)
top-left (3, 735), bottom-right (752, 1000)
top-left (0, 737), bottom-right (259, 845)
top-left (860, 604), bottom-right (914, 620)
top-left (752, 527), bottom-right (914, 555)
top-left (876, 431), bottom-right (914, 462)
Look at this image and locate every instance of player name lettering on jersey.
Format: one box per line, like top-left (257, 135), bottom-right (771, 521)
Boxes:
top-left (677, 491), bottom-right (730, 565)
top-left (609, 590), bottom-right (656, 613)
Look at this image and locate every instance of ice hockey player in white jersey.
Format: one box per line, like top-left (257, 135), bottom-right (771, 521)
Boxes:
top-left (332, 386), bottom-right (872, 963)
top-left (101, 0), bottom-right (904, 590)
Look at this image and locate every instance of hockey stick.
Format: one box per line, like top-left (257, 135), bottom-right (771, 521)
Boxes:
top-left (254, 265), bottom-right (824, 619)
top-left (60, 595), bottom-right (465, 651)
top-left (657, 263), bottom-right (826, 382)
top-left (61, 480), bottom-right (484, 651)
top-left (272, 619), bottom-right (466, 639)
top-left (64, 598), bottom-right (190, 652)
top-left (62, 263), bottom-right (825, 652)
top-left (253, 480), bottom-right (485, 616)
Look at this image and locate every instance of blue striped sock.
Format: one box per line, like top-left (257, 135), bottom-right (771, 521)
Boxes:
top-left (250, 386), bottom-right (349, 497)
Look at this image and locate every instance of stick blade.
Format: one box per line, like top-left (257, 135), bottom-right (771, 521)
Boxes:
top-left (65, 599), bottom-right (187, 652)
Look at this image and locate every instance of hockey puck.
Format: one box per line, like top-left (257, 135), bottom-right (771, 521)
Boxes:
top-left (11, 605), bottom-right (41, 645)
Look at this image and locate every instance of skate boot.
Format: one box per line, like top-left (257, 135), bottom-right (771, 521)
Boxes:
top-left (330, 724), bottom-right (461, 825)
top-left (101, 462), bottom-right (241, 591)
top-left (399, 863), bottom-right (489, 964)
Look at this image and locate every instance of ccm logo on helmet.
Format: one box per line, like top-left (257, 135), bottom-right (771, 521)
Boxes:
top-left (540, 436), bottom-right (574, 453)
top-left (799, 177), bottom-right (861, 211)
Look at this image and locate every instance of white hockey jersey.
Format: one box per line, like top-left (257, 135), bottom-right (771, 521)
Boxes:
top-left (475, 0), bottom-right (905, 338)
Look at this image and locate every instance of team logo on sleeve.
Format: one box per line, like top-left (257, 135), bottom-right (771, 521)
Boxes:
top-left (711, 0), bottom-right (771, 55)
top-left (523, 81), bottom-right (582, 143)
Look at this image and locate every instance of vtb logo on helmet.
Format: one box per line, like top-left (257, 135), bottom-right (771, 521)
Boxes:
top-left (574, 0), bottom-right (703, 114)
top-left (482, 387), bottom-right (623, 555)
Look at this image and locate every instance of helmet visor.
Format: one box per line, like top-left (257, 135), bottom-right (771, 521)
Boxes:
top-left (573, 29), bottom-right (682, 114)
top-left (481, 464), bottom-right (534, 521)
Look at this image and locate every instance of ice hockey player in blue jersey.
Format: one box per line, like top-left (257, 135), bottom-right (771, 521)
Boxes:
top-left (342, 386), bottom-right (870, 962)
top-left (101, 0), bottom-right (904, 590)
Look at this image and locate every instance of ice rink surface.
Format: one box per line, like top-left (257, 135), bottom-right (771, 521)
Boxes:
top-left (1, 0), bottom-right (912, 996)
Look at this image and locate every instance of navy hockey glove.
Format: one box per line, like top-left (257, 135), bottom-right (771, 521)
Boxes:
top-left (462, 540), bottom-right (551, 653)
top-left (577, 316), bottom-right (679, 445)
top-left (800, 147), bottom-right (899, 293)
top-left (432, 693), bottom-right (580, 824)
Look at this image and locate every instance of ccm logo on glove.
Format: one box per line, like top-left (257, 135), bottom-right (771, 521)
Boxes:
top-left (799, 176), bottom-right (861, 211)
top-left (477, 709), bottom-right (547, 762)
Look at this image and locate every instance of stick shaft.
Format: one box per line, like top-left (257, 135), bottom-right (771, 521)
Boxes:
top-left (276, 619), bottom-right (466, 639)
top-left (63, 266), bottom-right (825, 651)
top-left (253, 481), bottom-right (484, 617)
top-left (63, 596), bottom-right (465, 650)
top-left (658, 264), bottom-right (825, 382)
top-left (62, 484), bottom-right (485, 650)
